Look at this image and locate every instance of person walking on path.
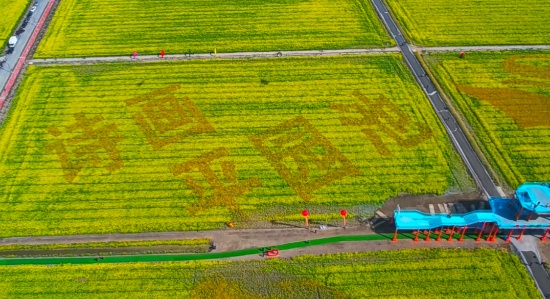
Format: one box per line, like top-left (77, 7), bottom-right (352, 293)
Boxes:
top-left (160, 49), bottom-right (165, 59)
top-left (132, 50), bottom-right (137, 60)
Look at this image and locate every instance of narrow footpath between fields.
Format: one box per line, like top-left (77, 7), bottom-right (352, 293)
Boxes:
top-left (28, 44), bottom-right (550, 65)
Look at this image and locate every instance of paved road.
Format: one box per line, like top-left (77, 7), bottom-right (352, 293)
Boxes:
top-left (369, 0), bottom-right (499, 198)
top-left (0, 0), bottom-right (54, 109)
top-left (0, 0), bottom-right (46, 90)
top-left (522, 251), bottom-right (550, 298)
top-left (0, 1), bottom-right (49, 91)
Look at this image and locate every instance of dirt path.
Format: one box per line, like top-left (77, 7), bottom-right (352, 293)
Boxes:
top-left (229, 238), bottom-right (506, 261)
top-left (27, 44), bottom-right (550, 66)
top-left (0, 224), bottom-right (513, 263)
top-left (0, 226), bottom-right (370, 252)
top-left (28, 48), bottom-right (400, 64)
top-left (0, 225), bottom-right (509, 262)
top-left (415, 44), bottom-right (550, 53)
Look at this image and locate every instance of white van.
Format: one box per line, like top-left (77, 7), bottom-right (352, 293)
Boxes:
top-left (8, 36), bottom-right (18, 48)
top-left (7, 36), bottom-right (18, 54)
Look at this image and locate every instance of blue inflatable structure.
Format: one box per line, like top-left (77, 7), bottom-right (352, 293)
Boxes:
top-left (393, 182), bottom-right (550, 242)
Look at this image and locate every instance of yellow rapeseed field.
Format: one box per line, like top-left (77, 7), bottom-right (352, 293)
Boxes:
top-left (425, 51), bottom-right (550, 188)
top-left (0, 55), bottom-right (470, 237)
top-left (386, 0), bottom-right (550, 46)
top-left (35, 0), bottom-right (392, 58)
top-left (0, 249), bottom-right (540, 298)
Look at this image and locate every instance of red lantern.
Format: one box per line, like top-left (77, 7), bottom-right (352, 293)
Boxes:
top-left (301, 210), bottom-right (309, 227)
top-left (340, 209), bottom-right (347, 227)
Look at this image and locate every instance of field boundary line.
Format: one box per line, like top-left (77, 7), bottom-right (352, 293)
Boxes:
top-left (416, 45), bottom-right (550, 53)
top-left (26, 44), bottom-right (550, 67)
top-left (24, 45), bottom-right (550, 67)
top-left (28, 48), bottom-right (401, 64)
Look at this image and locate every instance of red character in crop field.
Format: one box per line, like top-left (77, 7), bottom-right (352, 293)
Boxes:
top-left (330, 91), bottom-right (432, 157)
top-left (132, 50), bottom-right (137, 59)
top-left (124, 85), bottom-right (215, 150)
top-left (45, 113), bottom-right (124, 183)
top-left (160, 49), bottom-right (165, 58)
top-left (170, 147), bottom-right (262, 215)
top-left (248, 116), bottom-right (360, 202)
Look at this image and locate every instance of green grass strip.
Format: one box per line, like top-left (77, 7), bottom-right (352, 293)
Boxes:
top-left (0, 233), bottom-right (488, 265)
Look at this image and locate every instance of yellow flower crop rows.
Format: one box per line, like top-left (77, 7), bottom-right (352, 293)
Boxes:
top-left (35, 0), bottom-right (392, 58)
top-left (0, 248), bottom-right (540, 298)
top-left (0, 238), bottom-right (210, 252)
top-left (0, 55), bottom-right (469, 237)
top-left (0, 0), bottom-right (30, 46)
top-left (425, 51), bottom-right (550, 188)
top-left (385, 0), bottom-right (550, 46)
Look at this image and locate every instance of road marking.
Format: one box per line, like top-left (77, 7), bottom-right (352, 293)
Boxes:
top-left (437, 204), bottom-right (445, 213)
top-left (470, 204), bottom-right (476, 211)
top-left (479, 201), bottom-right (486, 210)
top-left (428, 91), bottom-right (437, 96)
top-left (443, 203), bottom-right (450, 214)
top-left (429, 204), bottom-right (435, 215)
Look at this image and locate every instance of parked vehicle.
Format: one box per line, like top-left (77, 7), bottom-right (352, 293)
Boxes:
top-left (7, 36), bottom-right (18, 54)
top-left (21, 14), bottom-right (31, 28)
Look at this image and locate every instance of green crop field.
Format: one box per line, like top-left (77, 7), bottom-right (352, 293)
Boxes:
top-left (0, 0), bottom-right (30, 47)
top-left (425, 51), bottom-right (550, 188)
top-left (0, 55), bottom-right (471, 238)
top-left (35, 0), bottom-right (392, 58)
top-left (385, 0), bottom-right (550, 46)
top-left (0, 248), bottom-right (540, 298)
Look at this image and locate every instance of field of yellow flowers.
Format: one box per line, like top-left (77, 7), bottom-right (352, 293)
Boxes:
top-left (385, 0), bottom-right (550, 46)
top-left (0, 0), bottom-right (30, 47)
top-left (0, 248), bottom-right (540, 298)
top-left (35, 0), bottom-right (392, 58)
top-left (0, 55), bottom-right (470, 237)
top-left (425, 51), bottom-right (550, 188)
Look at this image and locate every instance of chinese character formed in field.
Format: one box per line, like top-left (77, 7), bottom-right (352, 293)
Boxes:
top-left (249, 116), bottom-right (360, 202)
top-left (456, 55), bottom-right (550, 129)
top-left (45, 113), bottom-right (124, 183)
top-left (171, 148), bottom-right (261, 215)
top-left (330, 91), bottom-right (432, 157)
top-left (125, 85), bottom-right (215, 150)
